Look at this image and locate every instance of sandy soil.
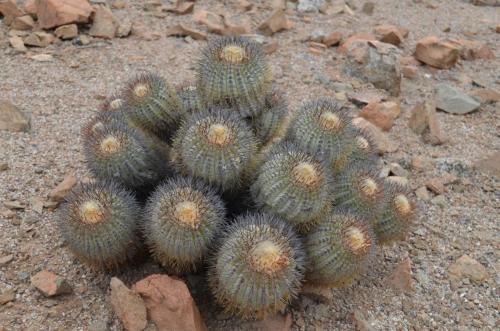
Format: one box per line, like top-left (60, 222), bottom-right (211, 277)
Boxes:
top-left (0, 0), bottom-right (498, 330)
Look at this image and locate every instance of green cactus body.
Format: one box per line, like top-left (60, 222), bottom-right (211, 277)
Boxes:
top-left (197, 36), bottom-right (272, 117)
top-left (83, 121), bottom-right (169, 191)
top-left (209, 213), bottom-right (305, 319)
top-left (332, 127), bottom-right (379, 175)
top-left (332, 164), bottom-right (384, 222)
top-left (253, 89), bottom-right (290, 145)
top-left (373, 182), bottom-right (415, 245)
top-left (57, 181), bottom-right (141, 269)
top-left (305, 210), bottom-right (376, 287)
top-left (172, 108), bottom-right (258, 191)
top-left (251, 143), bottom-right (332, 233)
top-left (100, 92), bottom-right (125, 112)
top-left (144, 177), bottom-right (226, 274)
top-left (177, 83), bottom-right (204, 114)
top-left (122, 72), bottom-right (182, 136)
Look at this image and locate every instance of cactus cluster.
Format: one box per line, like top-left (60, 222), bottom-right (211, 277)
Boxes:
top-left (57, 36), bottom-right (416, 320)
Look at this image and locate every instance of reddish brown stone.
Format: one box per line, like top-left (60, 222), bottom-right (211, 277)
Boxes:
top-left (258, 10), bottom-right (293, 36)
top-left (471, 88), bottom-right (500, 103)
top-left (0, 0), bottom-right (24, 25)
top-left (402, 65), bottom-right (417, 78)
top-left (10, 15), bottom-right (35, 30)
top-left (110, 278), bottom-right (147, 331)
top-left (359, 101), bottom-right (400, 131)
top-left (166, 24), bottom-right (207, 40)
top-left (49, 174), bottom-right (77, 202)
top-left (452, 39), bottom-right (495, 60)
top-left (37, 0), bottom-right (93, 29)
top-left (425, 178), bottom-right (446, 194)
top-left (89, 5), bottom-right (118, 39)
top-left (31, 270), bottom-right (72, 297)
top-left (323, 31), bottom-right (343, 47)
top-left (338, 32), bottom-right (376, 53)
top-left (388, 258), bottom-right (414, 292)
top-left (374, 25), bottom-right (407, 46)
top-left (414, 36), bottom-right (460, 69)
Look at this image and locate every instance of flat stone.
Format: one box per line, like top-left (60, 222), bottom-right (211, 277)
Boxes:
top-left (49, 174), bottom-right (77, 202)
top-left (258, 10), bottom-right (293, 36)
top-left (0, 100), bottom-right (30, 132)
top-left (0, 254), bottom-right (14, 266)
top-left (374, 25), bottom-right (406, 46)
top-left (23, 31), bottom-right (56, 47)
top-left (54, 24), bottom-right (78, 39)
top-left (89, 5), bottom-right (118, 39)
top-left (414, 36), bottom-right (460, 69)
top-left (3, 200), bottom-right (25, 210)
top-left (110, 277), bottom-right (147, 331)
top-left (31, 270), bottom-right (72, 297)
top-left (166, 24), bottom-right (207, 40)
top-left (37, 0), bottom-right (93, 29)
top-left (436, 84), bottom-right (480, 114)
top-left (471, 88), bottom-right (500, 104)
top-left (425, 177), bottom-right (446, 194)
top-left (359, 101), bottom-right (400, 131)
top-left (448, 255), bottom-right (489, 284)
top-left (388, 258), bottom-right (414, 292)
top-left (10, 15), bottom-right (35, 30)
top-left (30, 54), bottom-right (54, 62)
top-left (9, 36), bottom-right (27, 52)
top-left (0, 289), bottom-right (15, 305)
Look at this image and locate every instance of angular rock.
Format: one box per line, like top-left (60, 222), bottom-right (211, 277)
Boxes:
top-left (24, 0), bottom-right (37, 15)
top-left (388, 258), bottom-right (414, 292)
top-left (359, 101), bottom-right (400, 131)
top-left (89, 5), bottom-right (117, 39)
top-left (408, 100), bottom-right (446, 145)
top-left (453, 39), bottom-right (495, 60)
top-left (55, 24), bottom-right (78, 39)
top-left (165, 1), bottom-right (194, 15)
top-left (166, 24), bottom-right (207, 40)
top-left (448, 255), bottom-right (489, 284)
top-left (414, 36), bottom-right (460, 69)
top-left (133, 274), bottom-right (207, 331)
top-left (338, 32), bottom-right (376, 53)
top-left (30, 53), bottom-right (54, 62)
top-left (425, 178), bottom-right (446, 194)
top-left (352, 117), bottom-right (399, 154)
top-left (258, 10), bottom-right (292, 36)
top-left (401, 65), bottom-right (417, 78)
top-left (474, 151), bottom-right (500, 177)
top-left (0, 0), bottom-right (24, 25)
top-left (49, 174), bottom-right (77, 202)
top-left (3, 200), bottom-right (25, 210)
top-left (193, 10), bottom-right (224, 34)
top-left (31, 270), bottom-right (72, 297)
top-left (11, 15), bottom-right (35, 30)
top-left (436, 84), bottom-right (480, 114)
top-left (0, 100), bottom-right (30, 132)
top-left (297, 0), bottom-right (326, 13)
top-left (0, 289), bottom-right (15, 305)
top-left (374, 25), bottom-right (407, 46)
top-left (37, 0), bottom-right (93, 29)
top-left (23, 31), bottom-right (55, 47)
top-left (222, 15), bottom-right (252, 36)
top-left (343, 40), bottom-right (402, 96)
top-left (110, 278), bottom-right (147, 331)
top-left (117, 21), bottom-right (132, 38)
top-left (323, 31), bottom-right (343, 47)
top-left (471, 88), bottom-right (500, 104)
top-left (0, 254), bottom-right (14, 266)
top-left (9, 36), bottom-right (27, 52)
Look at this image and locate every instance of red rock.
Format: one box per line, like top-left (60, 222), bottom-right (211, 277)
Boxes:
top-left (323, 31), bottom-right (343, 47)
top-left (348, 91), bottom-right (385, 106)
top-left (166, 24), bottom-right (207, 40)
top-left (388, 258), bottom-right (414, 292)
top-left (359, 101), bottom-right (400, 132)
top-left (133, 274), bottom-right (207, 331)
top-left (49, 174), bottom-right (77, 202)
top-left (496, 24), bottom-right (500, 33)
top-left (0, 0), bottom-right (24, 25)
top-left (24, 0), bottom-right (37, 16)
top-left (165, 1), bottom-right (194, 15)
top-left (399, 56), bottom-right (421, 66)
top-left (31, 270), bottom-right (72, 297)
top-left (452, 39), bottom-right (495, 60)
top-left (414, 36), bottom-right (460, 69)
top-left (263, 41), bottom-right (278, 54)
top-left (0, 289), bottom-right (15, 305)
top-left (448, 255), bottom-right (489, 284)
top-left (352, 117), bottom-right (398, 154)
top-left (408, 100), bottom-right (446, 145)
top-left (471, 88), bottom-right (500, 103)
top-left (222, 15), bottom-right (252, 36)
top-left (374, 25), bottom-right (407, 46)
top-left (257, 10), bottom-right (293, 36)
top-left (110, 278), bottom-right (147, 331)
top-left (238, 0), bottom-right (253, 11)
top-left (193, 10), bottom-right (224, 34)
top-left (89, 5), bottom-right (118, 39)
top-left (10, 15), bottom-right (35, 30)
top-left (402, 65), bottom-right (417, 78)
top-left (338, 32), bottom-right (376, 53)
top-left (54, 24), bottom-right (78, 39)
top-left (425, 178), bottom-right (446, 194)
top-left (37, 0), bottom-right (93, 29)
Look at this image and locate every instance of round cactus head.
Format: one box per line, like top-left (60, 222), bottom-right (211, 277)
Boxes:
top-left (82, 121), bottom-right (169, 191)
top-left (57, 181), bottom-right (141, 269)
top-left (305, 210), bottom-right (376, 287)
top-left (144, 177), bottom-right (226, 274)
top-left (100, 92), bottom-right (125, 112)
top-left (172, 108), bottom-right (258, 191)
top-left (177, 83), bottom-right (204, 114)
top-left (209, 213), bottom-right (305, 319)
top-left (373, 182), bottom-right (415, 245)
top-left (122, 72), bottom-right (182, 136)
top-left (332, 127), bottom-right (379, 174)
top-left (197, 36), bottom-right (272, 117)
top-left (253, 88), bottom-right (289, 145)
top-left (251, 143), bottom-right (332, 233)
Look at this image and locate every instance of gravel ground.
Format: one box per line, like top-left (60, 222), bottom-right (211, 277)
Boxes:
top-left (0, 0), bottom-right (498, 330)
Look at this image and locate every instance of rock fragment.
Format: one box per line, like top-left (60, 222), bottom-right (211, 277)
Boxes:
top-left (0, 0), bottom-right (24, 25)
top-left (359, 101), bottom-right (400, 131)
top-left (471, 88), bottom-right (500, 104)
top-left (436, 84), bottom-right (480, 115)
top-left (9, 36), bottom-right (27, 52)
top-left (0, 254), bottom-right (14, 266)
top-left (352, 117), bottom-right (399, 154)
top-left (414, 36), bottom-right (459, 69)
top-left (166, 24), bottom-right (207, 40)
top-left (165, 1), bottom-right (194, 15)
top-left (37, 0), bottom-right (93, 29)
top-left (388, 258), bottom-right (414, 292)
top-left (49, 174), bottom-right (77, 203)
top-left (297, 0), bottom-right (326, 13)
top-left (0, 100), bottom-right (30, 132)
top-left (23, 31), bottom-right (55, 47)
top-left (453, 39), bottom-right (495, 60)
top-left (89, 5), bottom-right (118, 39)
top-left (11, 15), bottom-right (35, 30)
top-left (0, 289), bottom-right (15, 305)
top-left (408, 100), bottom-right (446, 145)
top-left (474, 151), bottom-right (499, 177)
top-left (323, 31), bottom-right (343, 47)
top-left (258, 10), bottom-right (293, 36)
top-left (31, 270), bottom-right (72, 297)
top-left (110, 278), bottom-right (147, 331)
top-left (55, 24), bottom-right (78, 39)
top-left (448, 255), bottom-right (489, 284)
top-left (373, 25), bottom-right (408, 46)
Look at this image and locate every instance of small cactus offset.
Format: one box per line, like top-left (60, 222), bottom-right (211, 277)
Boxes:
top-left (144, 176), bottom-right (226, 274)
top-left (305, 210), bottom-right (376, 287)
top-left (209, 213), bottom-right (305, 319)
top-left (197, 36), bottom-right (272, 117)
top-left (57, 181), bottom-right (141, 269)
top-left (57, 35), bottom-right (417, 322)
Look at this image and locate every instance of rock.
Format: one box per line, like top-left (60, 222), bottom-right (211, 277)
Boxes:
top-left (165, 1), bottom-right (194, 15)
top-left (31, 196), bottom-right (44, 213)
top-left (242, 313), bottom-right (292, 331)
top-left (408, 100), bottom-right (446, 145)
top-left (238, 0), bottom-right (253, 11)
top-left (30, 53), bottom-right (54, 62)
top-left (3, 200), bottom-right (25, 210)
top-left (323, 31), bottom-right (343, 47)
top-left (23, 31), bottom-right (55, 47)
top-left (497, 24), bottom-right (500, 33)
top-left (415, 186), bottom-right (430, 201)
top-left (338, 32), bottom-right (377, 53)
top-left (471, 88), bottom-right (500, 104)
top-left (362, 1), bottom-right (375, 14)
top-left (73, 34), bottom-right (91, 45)
top-left (297, 0), bottom-right (326, 13)
top-left (411, 156), bottom-right (431, 172)
top-left (49, 174), bottom-right (77, 202)
top-left (374, 25), bottom-right (407, 46)
top-left (352, 117), bottom-right (399, 154)
top-left (414, 36), bottom-right (460, 69)
top-left (193, 10), bottom-right (224, 34)
top-left (258, 10), bottom-right (293, 36)
top-left (11, 15), bottom-right (35, 30)
top-left (348, 90), bottom-right (385, 106)
top-left (55, 24), bottom-right (78, 39)
top-left (301, 283), bottom-right (333, 303)
top-left (133, 274), bottom-right (207, 331)
top-left (31, 270), bottom-right (72, 297)
top-left (0, 289), bottom-right (15, 305)
top-left (389, 162), bottom-right (408, 177)
top-left (9, 36), bottom-right (27, 52)
top-left (474, 151), bottom-right (500, 177)
top-left (0, 254), bottom-right (14, 266)
top-left (436, 84), bottom-right (480, 115)
top-left (166, 24), bottom-right (207, 40)
top-left (222, 15), bottom-right (252, 36)
top-left (0, 0), bottom-right (24, 25)
top-left (110, 278), bottom-right (147, 331)
top-left (37, 0), bottom-right (93, 29)
top-left (425, 178), bottom-right (446, 194)
top-left (351, 310), bottom-right (374, 331)
top-left (359, 101), bottom-right (400, 132)
top-left (0, 100), bottom-right (30, 132)
top-left (24, 0), bottom-right (37, 15)
top-left (89, 5), bottom-right (118, 39)
top-left (112, 0), bottom-right (126, 9)
top-left (116, 21), bottom-right (132, 38)
top-left (0, 162), bottom-right (8, 171)
top-left (472, 0), bottom-right (500, 6)
top-left (453, 39), bottom-right (495, 60)
top-left (448, 255), bottom-right (489, 284)
top-left (388, 258), bottom-right (414, 292)
top-left (343, 40), bottom-right (402, 96)
top-left (401, 65), bottom-right (417, 78)
top-left (263, 40), bottom-right (278, 54)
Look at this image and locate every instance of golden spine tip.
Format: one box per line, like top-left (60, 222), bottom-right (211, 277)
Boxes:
top-left (80, 201), bottom-right (105, 224)
top-left (100, 136), bottom-right (121, 155)
top-left (249, 240), bottom-right (288, 274)
top-left (174, 201), bottom-right (200, 229)
top-left (292, 162), bottom-right (319, 187)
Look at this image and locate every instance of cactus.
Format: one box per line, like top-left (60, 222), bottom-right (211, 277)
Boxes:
top-left (253, 88), bottom-right (290, 145)
top-left (122, 72), bottom-right (182, 136)
top-left (332, 164), bottom-right (384, 222)
top-left (172, 108), bottom-right (258, 191)
top-left (144, 176), bottom-right (226, 274)
top-left (82, 121), bottom-right (169, 191)
top-left (197, 36), bottom-right (272, 117)
top-left (57, 181), bottom-right (141, 269)
top-left (209, 212), bottom-right (305, 319)
top-left (177, 83), bottom-right (204, 114)
top-left (332, 128), bottom-right (379, 174)
top-left (373, 182), bottom-right (415, 245)
top-left (251, 143), bottom-right (332, 233)
top-left (100, 93), bottom-right (124, 112)
top-left (305, 210), bottom-right (376, 287)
